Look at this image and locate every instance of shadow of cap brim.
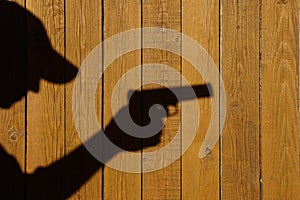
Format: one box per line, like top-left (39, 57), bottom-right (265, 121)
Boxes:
top-left (41, 51), bottom-right (78, 84)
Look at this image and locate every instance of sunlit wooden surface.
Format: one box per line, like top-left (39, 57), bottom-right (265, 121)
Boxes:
top-left (0, 0), bottom-right (299, 199)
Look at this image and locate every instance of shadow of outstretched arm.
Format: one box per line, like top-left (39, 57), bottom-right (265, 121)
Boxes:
top-left (0, 106), bottom-right (163, 199)
top-left (1, 83), bottom-right (211, 199)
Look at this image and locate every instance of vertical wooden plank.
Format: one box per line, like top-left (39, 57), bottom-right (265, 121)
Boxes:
top-left (181, 0), bottom-right (220, 199)
top-left (142, 1), bottom-right (182, 199)
top-left (103, 0), bottom-right (141, 199)
top-left (261, 0), bottom-right (300, 199)
top-left (0, 0), bottom-right (26, 199)
top-left (26, 0), bottom-right (65, 199)
top-left (222, 0), bottom-right (260, 199)
top-left (65, 0), bottom-right (103, 199)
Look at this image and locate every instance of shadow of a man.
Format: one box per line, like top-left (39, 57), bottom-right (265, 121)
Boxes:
top-left (0, 1), bottom-right (163, 199)
top-left (0, 1), bottom-right (211, 199)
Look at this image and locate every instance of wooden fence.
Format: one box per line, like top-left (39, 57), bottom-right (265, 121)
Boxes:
top-left (0, 0), bottom-right (299, 199)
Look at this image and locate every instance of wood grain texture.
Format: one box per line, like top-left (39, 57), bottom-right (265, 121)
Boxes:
top-left (26, 0), bottom-right (65, 199)
top-left (181, 0), bottom-right (220, 199)
top-left (222, 0), bottom-right (260, 199)
top-left (103, 1), bottom-right (141, 199)
top-left (261, 0), bottom-right (300, 199)
top-left (65, 0), bottom-right (103, 199)
top-left (0, 0), bottom-right (26, 199)
top-left (142, 1), bottom-right (182, 199)
top-left (2, 1), bottom-right (300, 199)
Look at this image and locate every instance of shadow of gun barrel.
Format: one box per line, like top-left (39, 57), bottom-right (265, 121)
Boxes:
top-left (129, 83), bottom-right (212, 102)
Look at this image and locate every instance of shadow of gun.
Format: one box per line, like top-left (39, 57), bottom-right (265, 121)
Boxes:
top-left (128, 84), bottom-right (212, 126)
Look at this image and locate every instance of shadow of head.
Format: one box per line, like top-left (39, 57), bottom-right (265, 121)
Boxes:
top-left (0, 0), bottom-right (78, 108)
